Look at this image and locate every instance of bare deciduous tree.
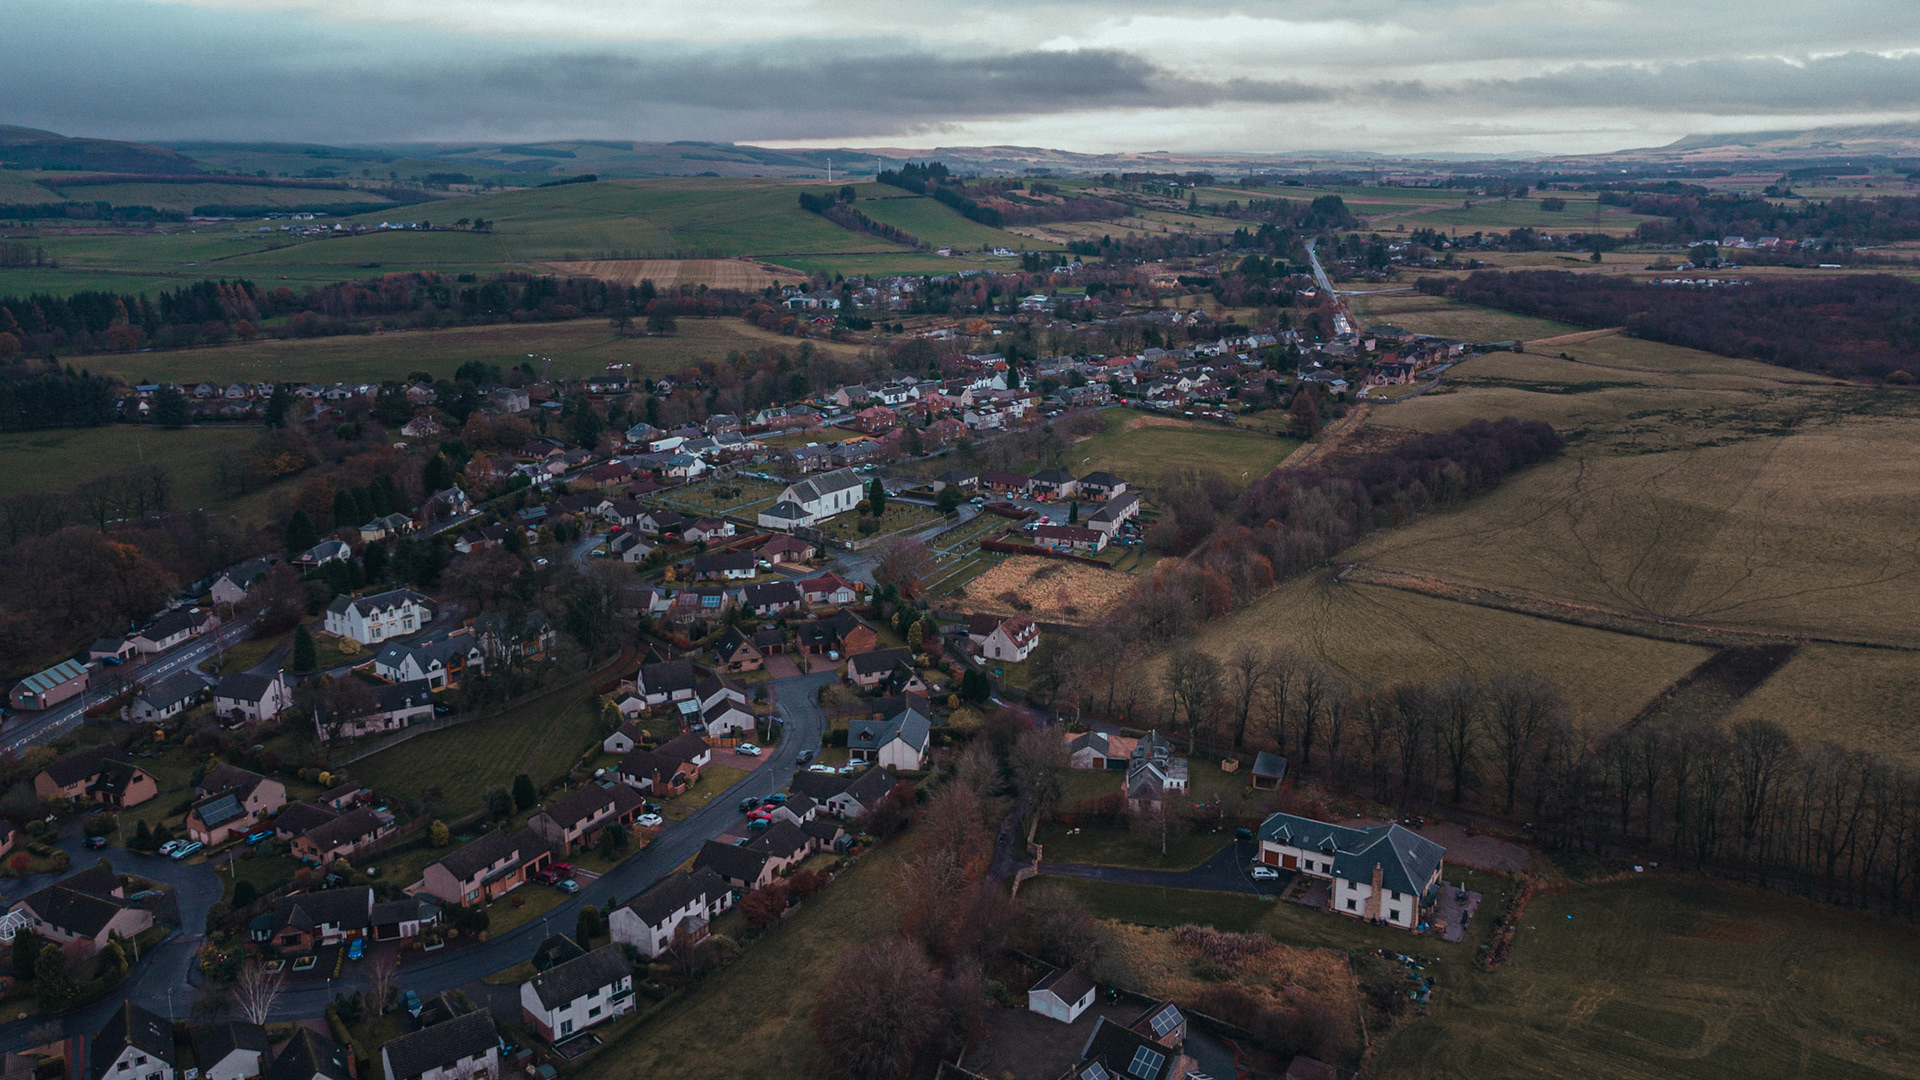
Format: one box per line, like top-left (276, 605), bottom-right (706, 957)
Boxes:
top-left (1224, 642), bottom-right (1268, 749)
top-left (233, 958), bottom-right (285, 1025)
top-left (366, 952), bottom-right (400, 1014)
top-left (1161, 647), bottom-right (1222, 753)
top-left (810, 937), bottom-right (940, 1080)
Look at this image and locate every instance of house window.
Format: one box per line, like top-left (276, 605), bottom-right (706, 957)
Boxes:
top-left (1388, 910), bottom-right (1401, 922)
top-left (1346, 898), bottom-right (1357, 911)
top-left (589, 1006), bottom-right (601, 1018)
top-left (560, 1020), bottom-right (573, 1036)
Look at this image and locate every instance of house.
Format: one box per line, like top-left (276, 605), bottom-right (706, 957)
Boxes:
top-left (34, 747), bottom-right (158, 808)
top-left (324, 589), bottom-right (433, 645)
top-left (851, 405), bottom-right (897, 434)
top-left (794, 610), bottom-right (876, 657)
top-left (187, 766), bottom-right (286, 845)
top-left (764, 468), bottom-right (864, 528)
top-left (848, 696), bottom-right (932, 771)
top-left (130, 672), bottom-right (207, 723)
top-left (1033, 523), bottom-right (1108, 554)
top-left (314, 680), bottom-right (434, 742)
top-left (756, 534), bottom-right (817, 564)
top-left (801, 572), bottom-right (857, 607)
top-left (615, 732), bottom-right (710, 795)
top-left (699, 697), bottom-right (756, 739)
top-left (1251, 752), bottom-right (1289, 790)
top-left (792, 765), bottom-right (899, 820)
top-left (12, 875), bottom-right (152, 955)
top-left (682, 518), bottom-right (735, 545)
top-left (980, 469), bottom-right (1031, 494)
top-left (272, 801), bottom-right (341, 841)
top-left (264, 1028), bottom-right (352, 1080)
top-left (91, 1003), bottom-right (174, 1080)
top-left (846, 648), bottom-right (913, 690)
top-left (690, 552), bottom-right (756, 581)
top-left (420, 828), bottom-right (552, 906)
top-left (689, 840), bottom-right (776, 892)
top-left (473, 610), bottom-right (557, 663)
top-left (742, 580), bottom-right (803, 616)
top-left (1028, 469), bottom-right (1078, 499)
top-left (1255, 813), bottom-right (1445, 930)
top-left (713, 627), bottom-right (763, 673)
top-left (372, 637), bottom-right (484, 690)
top-left (1069, 1013), bottom-right (1191, 1080)
top-left (89, 638), bottom-right (135, 663)
top-left (529, 783), bottom-right (646, 854)
top-left (256, 887), bottom-right (434, 950)
top-left (381, 1010), bottom-right (499, 1080)
top-left (1063, 729), bottom-right (1135, 771)
top-left (1077, 471), bottom-right (1129, 500)
top-left (637, 658), bottom-right (699, 707)
top-left (520, 945), bottom-right (635, 1041)
top-left (607, 530), bottom-right (654, 563)
top-left (601, 719), bottom-right (647, 754)
top-left (130, 608), bottom-right (212, 654)
top-left (11, 659), bottom-right (89, 711)
top-left (290, 806), bottom-right (392, 863)
top-left (1124, 730), bottom-right (1188, 810)
top-left (969, 614), bottom-right (1038, 662)
top-left (1027, 968), bottom-right (1096, 1024)
top-left (192, 1023), bottom-right (270, 1080)
top-left (1086, 491), bottom-right (1141, 536)
top-left (294, 539), bottom-right (352, 567)
top-left (668, 587), bottom-right (736, 623)
top-left (210, 557), bottom-right (276, 606)
top-left (610, 867), bottom-right (732, 959)
top-left (213, 672), bottom-right (292, 724)
top-left (358, 513), bottom-right (414, 543)
top-left (930, 468), bottom-right (979, 492)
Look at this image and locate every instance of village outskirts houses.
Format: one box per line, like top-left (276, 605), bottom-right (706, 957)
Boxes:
top-left (757, 468), bottom-right (864, 529)
top-left (969, 614), bottom-right (1039, 662)
top-left (519, 944), bottom-right (635, 1041)
top-left (323, 589), bottom-right (433, 646)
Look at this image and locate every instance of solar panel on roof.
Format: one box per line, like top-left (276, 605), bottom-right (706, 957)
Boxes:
top-left (1080, 1065), bottom-right (1110, 1080)
top-left (1128, 1045), bottom-right (1165, 1078)
top-left (1147, 1003), bottom-right (1182, 1038)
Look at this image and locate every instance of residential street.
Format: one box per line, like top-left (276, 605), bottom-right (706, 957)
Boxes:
top-left (0, 669), bottom-right (835, 1042)
top-left (1037, 837), bottom-right (1292, 897)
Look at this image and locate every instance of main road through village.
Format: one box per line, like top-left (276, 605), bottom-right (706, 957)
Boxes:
top-left (0, 669), bottom-right (836, 1044)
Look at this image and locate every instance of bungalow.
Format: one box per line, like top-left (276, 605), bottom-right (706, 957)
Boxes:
top-left (848, 695), bottom-right (932, 771)
top-left (192, 1023), bottom-right (270, 1080)
top-left (792, 764), bottom-right (899, 821)
top-left (794, 610), bottom-right (876, 657)
top-left (529, 783), bottom-right (646, 854)
top-left (420, 828), bottom-right (552, 907)
top-left (637, 658), bottom-right (698, 707)
top-left (682, 518), bottom-right (735, 545)
top-left (1027, 968), bottom-right (1096, 1024)
top-left (615, 732), bottom-right (711, 795)
top-left (130, 673), bottom-right (207, 723)
top-left (372, 637), bottom-right (484, 690)
top-left (323, 589), bottom-right (433, 646)
top-left (700, 698), bottom-right (756, 739)
top-left (453, 524), bottom-right (509, 554)
top-left (358, 513), bottom-right (413, 543)
top-left (969, 614), bottom-right (1038, 662)
top-left (713, 627), bottom-right (763, 673)
top-left (585, 461), bottom-right (633, 489)
top-left (1255, 813), bottom-right (1445, 930)
top-left (11, 659), bottom-right (89, 711)
top-left (130, 608), bottom-right (212, 654)
top-left (1033, 523), bottom-right (1108, 554)
top-left (635, 509), bottom-right (686, 537)
top-left (210, 557), bottom-right (276, 606)
top-left (610, 867), bottom-right (733, 959)
top-left (689, 840), bottom-right (776, 892)
top-left (294, 539), bottom-right (352, 567)
top-left (930, 468), bottom-right (980, 493)
top-left (846, 648), bottom-right (913, 691)
top-left (756, 534), bottom-right (817, 564)
top-left (980, 469), bottom-right (1031, 494)
top-left (601, 721), bottom-right (647, 755)
top-left (668, 587), bottom-right (736, 623)
top-left (801, 572), bottom-right (857, 607)
top-left (213, 671), bottom-right (292, 724)
top-left (34, 747), bottom-right (158, 808)
top-left (91, 1004), bottom-right (175, 1080)
top-left (12, 874), bottom-right (152, 956)
top-left (381, 1010), bottom-right (500, 1080)
top-left (314, 680), bottom-right (435, 742)
top-left (520, 945), bottom-right (635, 1042)
top-left (257, 887), bottom-right (376, 949)
top-left (290, 806), bottom-right (392, 863)
top-left (691, 551), bottom-right (757, 581)
top-left (742, 580), bottom-right (803, 616)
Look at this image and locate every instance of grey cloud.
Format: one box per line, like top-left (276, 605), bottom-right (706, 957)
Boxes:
top-left (1395, 52), bottom-right (1920, 115)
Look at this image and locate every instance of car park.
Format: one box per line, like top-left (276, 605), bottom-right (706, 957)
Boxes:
top-left (636, 813), bottom-right (664, 827)
top-left (736, 742), bottom-right (761, 756)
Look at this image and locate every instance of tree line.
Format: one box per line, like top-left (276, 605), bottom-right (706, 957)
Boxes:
top-left (797, 188), bottom-right (929, 249)
top-left (1445, 270), bottom-right (1920, 380)
top-left (0, 363), bottom-right (118, 430)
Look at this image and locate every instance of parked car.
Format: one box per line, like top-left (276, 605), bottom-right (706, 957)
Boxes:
top-left (83, 835), bottom-right (107, 850)
top-left (528, 867), bottom-right (559, 886)
top-left (157, 840), bottom-right (183, 856)
top-left (796, 750), bottom-right (814, 764)
top-left (1251, 866), bottom-right (1280, 881)
top-left (764, 793), bottom-right (787, 805)
top-left (807, 764), bottom-right (838, 774)
top-left (247, 830), bottom-right (275, 844)
top-left (170, 841), bottom-right (203, 861)
top-left (555, 878), bottom-right (579, 893)
top-left (347, 938), bottom-right (365, 961)
top-left (736, 742), bottom-right (761, 756)
top-left (748, 818), bottom-right (770, 831)
top-left (636, 813), bottom-right (664, 828)
top-left (643, 800), bottom-right (661, 813)
top-left (747, 807), bottom-right (776, 821)
top-left (552, 862), bottom-right (577, 879)
top-left (738, 796), bottom-right (762, 813)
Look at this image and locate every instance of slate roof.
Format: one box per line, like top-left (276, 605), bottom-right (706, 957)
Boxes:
top-left (1252, 752), bottom-right (1289, 780)
top-left (849, 698), bottom-right (931, 758)
top-left (191, 1023), bottom-right (269, 1078)
top-left (39, 746), bottom-right (132, 788)
top-left (140, 608), bottom-right (201, 642)
top-left (21, 884), bottom-right (130, 940)
top-left (536, 782), bottom-right (643, 831)
top-left (639, 658), bottom-right (698, 696)
top-left (743, 580), bottom-right (802, 608)
top-left (691, 839), bottom-right (771, 886)
top-left (381, 1010), bottom-right (497, 1080)
top-left (1032, 967), bottom-right (1096, 1006)
top-left (137, 672), bottom-right (207, 712)
top-left (297, 807), bottom-right (386, 852)
top-left (623, 867), bottom-right (728, 929)
top-left (265, 1028), bottom-right (352, 1080)
top-left (434, 828), bottom-right (542, 884)
top-left (785, 468), bottom-right (863, 504)
top-left (533, 933), bottom-right (586, 971)
top-left (839, 766), bottom-right (900, 810)
top-left (214, 672), bottom-right (280, 703)
top-left (273, 801), bottom-right (339, 836)
top-left (92, 1003), bottom-right (174, 1080)
top-left (1257, 813), bottom-right (1445, 897)
top-left (269, 886), bottom-right (373, 934)
top-left (1076, 1016), bottom-right (1175, 1080)
top-left (847, 647), bottom-right (912, 679)
top-left (524, 944), bottom-right (630, 1011)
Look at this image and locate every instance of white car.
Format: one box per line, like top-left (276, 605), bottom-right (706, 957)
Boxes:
top-left (736, 743), bottom-right (761, 756)
top-left (1251, 866), bottom-right (1280, 881)
top-left (636, 813), bottom-right (664, 828)
top-left (157, 840), bottom-right (183, 856)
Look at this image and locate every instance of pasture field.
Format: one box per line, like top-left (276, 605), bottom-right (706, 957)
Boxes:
top-left (852, 189), bottom-right (1057, 250)
top-left (1725, 644), bottom-right (1920, 763)
top-left (1166, 573), bottom-right (1710, 731)
top-left (1347, 290), bottom-right (1579, 342)
top-left (1372, 876), bottom-right (1920, 1080)
top-left (541, 258), bottom-right (806, 290)
top-left (30, 180), bottom-right (404, 213)
top-left (765, 250), bottom-right (1013, 276)
top-left (82, 316), bottom-right (870, 385)
top-left (348, 692), bottom-right (603, 817)
top-left (0, 423), bottom-right (287, 515)
top-left (1066, 409), bottom-right (1300, 486)
top-left (1388, 192), bottom-right (1665, 235)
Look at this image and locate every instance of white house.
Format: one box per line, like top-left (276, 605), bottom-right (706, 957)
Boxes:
top-left (380, 1010), bottom-right (499, 1080)
top-left (372, 637), bottom-right (484, 690)
top-left (1255, 813), bottom-right (1446, 931)
top-left (760, 468), bottom-right (864, 528)
top-left (92, 1003), bottom-right (175, 1080)
top-left (324, 589), bottom-right (433, 645)
top-left (848, 699), bottom-right (932, 771)
top-left (969, 614), bottom-right (1038, 662)
top-left (699, 698), bottom-right (756, 738)
top-left (1028, 969), bottom-right (1096, 1024)
top-left (519, 945), bottom-right (635, 1042)
top-left (191, 1023), bottom-right (270, 1080)
top-left (213, 671), bottom-right (291, 724)
top-left (609, 867), bottom-right (732, 959)
top-left (130, 673), bottom-right (207, 723)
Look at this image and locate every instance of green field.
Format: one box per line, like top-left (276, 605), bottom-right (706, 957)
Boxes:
top-left (0, 423), bottom-right (287, 517)
top-left (1348, 291), bottom-right (1580, 343)
top-left (346, 692), bottom-right (604, 818)
top-left (1063, 409), bottom-right (1300, 487)
top-left (852, 188), bottom-right (1056, 250)
top-left (33, 179), bottom-right (406, 213)
top-left (80, 315), bottom-right (867, 385)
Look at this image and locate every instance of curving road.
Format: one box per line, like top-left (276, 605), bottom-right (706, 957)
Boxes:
top-left (0, 669), bottom-right (834, 1046)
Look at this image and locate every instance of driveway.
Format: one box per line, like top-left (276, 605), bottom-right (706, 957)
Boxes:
top-left (1038, 839), bottom-right (1294, 898)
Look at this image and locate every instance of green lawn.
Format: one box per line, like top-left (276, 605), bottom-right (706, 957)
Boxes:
top-left (1061, 410), bottom-right (1300, 488)
top-left (816, 501), bottom-right (942, 543)
top-left (1035, 822), bottom-right (1231, 871)
top-left (211, 631), bottom-right (290, 675)
top-left (0, 424), bottom-right (290, 521)
top-left (347, 693), bottom-right (604, 818)
top-left (660, 764), bottom-right (752, 821)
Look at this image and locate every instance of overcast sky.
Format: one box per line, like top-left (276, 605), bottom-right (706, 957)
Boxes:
top-left (13, 0), bottom-right (1920, 155)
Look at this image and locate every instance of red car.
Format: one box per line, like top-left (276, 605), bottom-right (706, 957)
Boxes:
top-left (527, 867), bottom-right (559, 886)
top-left (746, 807), bottom-right (777, 822)
top-left (551, 862), bottom-right (577, 879)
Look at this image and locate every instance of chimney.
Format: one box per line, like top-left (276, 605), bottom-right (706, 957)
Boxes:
top-left (1367, 863), bottom-right (1385, 922)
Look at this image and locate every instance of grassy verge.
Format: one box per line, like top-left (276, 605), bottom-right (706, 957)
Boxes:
top-left (1035, 823), bottom-right (1231, 871)
top-left (660, 765), bottom-right (752, 821)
